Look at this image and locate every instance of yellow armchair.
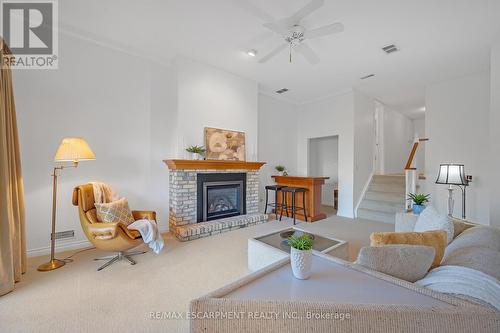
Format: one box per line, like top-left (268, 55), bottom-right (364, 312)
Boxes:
top-left (72, 183), bottom-right (156, 270)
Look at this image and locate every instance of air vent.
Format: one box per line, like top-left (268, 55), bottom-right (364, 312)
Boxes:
top-left (53, 230), bottom-right (75, 240)
top-left (382, 44), bottom-right (399, 54)
top-left (276, 88), bottom-right (289, 94)
top-left (360, 74), bottom-right (375, 80)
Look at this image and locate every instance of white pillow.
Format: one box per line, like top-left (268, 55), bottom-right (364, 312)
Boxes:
top-left (414, 206), bottom-right (454, 244)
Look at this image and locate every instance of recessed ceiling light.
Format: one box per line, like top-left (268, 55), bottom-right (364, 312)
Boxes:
top-left (247, 49), bottom-right (258, 57)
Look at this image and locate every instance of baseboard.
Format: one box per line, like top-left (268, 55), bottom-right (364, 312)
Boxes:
top-left (27, 225), bottom-right (171, 257)
top-left (354, 172), bottom-right (374, 218)
top-left (27, 239), bottom-right (93, 258)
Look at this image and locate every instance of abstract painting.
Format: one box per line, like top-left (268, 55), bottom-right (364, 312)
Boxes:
top-left (204, 127), bottom-right (246, 161)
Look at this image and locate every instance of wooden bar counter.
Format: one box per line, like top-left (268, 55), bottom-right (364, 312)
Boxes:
top-left (271, 176), bottom-right (329, 222)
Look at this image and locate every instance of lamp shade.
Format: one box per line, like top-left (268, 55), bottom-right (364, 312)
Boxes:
top-left (54, 137), bottom-right (96, 162)
top-left (435, 164), bottom-right (467, 185)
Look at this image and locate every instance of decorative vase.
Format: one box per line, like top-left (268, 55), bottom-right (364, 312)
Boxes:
top-left (290, 247), bottom-right (312, 280)
top-left (412, 204), bottom-right (425, 215)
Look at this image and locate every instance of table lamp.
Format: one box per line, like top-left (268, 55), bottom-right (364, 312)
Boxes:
top-left (435, 164), bottom-right (470, 219)
top-left (37, 137), bottom-right (96, 272)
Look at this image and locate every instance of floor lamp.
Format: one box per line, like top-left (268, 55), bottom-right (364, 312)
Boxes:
top-left (37, 137), bottom-right (96, 272)
top-left (435, 164), bottom-right (470, 219)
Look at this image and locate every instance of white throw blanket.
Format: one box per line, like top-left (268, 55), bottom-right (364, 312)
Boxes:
top-left (90, 182), bottom-right (164, 254)
top-left (127, 219), bottom-right (164, 254)
top-left (416, 265), bottom-right (500, 310)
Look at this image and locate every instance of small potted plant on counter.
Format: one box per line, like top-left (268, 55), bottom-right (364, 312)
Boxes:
top-left (408, 193), bottom-right (430, 215)
top-left (186, 145), bottom-right (205, 160)
top-left (288, 234), bottom-right (314, 280)
top-left (275, 165), bottom-right (288, 176)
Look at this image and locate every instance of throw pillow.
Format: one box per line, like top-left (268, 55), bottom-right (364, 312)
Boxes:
top-left (446, 226), bottom-right (500, 253)
top-left (370, 230), bottom-right (447, 268)
top-left (95, 197), bottom-right (135, 226)
top-left (356, 245), bottom-right (435, 282)
top-left (450, 217), bottom-right (478, 238)
top-left (442, 246), bottom-right (500, 280)
top-left (414, 206), bottom-right (454, 244)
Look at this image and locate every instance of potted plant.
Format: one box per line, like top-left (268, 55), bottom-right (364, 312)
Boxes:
top-left (287, 234), bottom-right (314, 279)
top-left (408, 193), bottom-right (430, 215)
top-left (275, 165), bottom-right (288, 176)
top-left (185, 145), bottom-right (205, 160)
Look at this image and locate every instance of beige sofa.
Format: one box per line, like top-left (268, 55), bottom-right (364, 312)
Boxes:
top-left (190, 217), bottom-right (500, 332)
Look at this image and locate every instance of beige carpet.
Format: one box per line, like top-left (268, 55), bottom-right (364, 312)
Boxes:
top-left (0, 215), bottom-right (393, 333)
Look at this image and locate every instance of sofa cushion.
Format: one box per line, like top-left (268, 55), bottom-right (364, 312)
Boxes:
top-left (414, 206), bottom-right (454, 244)
top-left (370, 230), bottom-right (447, 268)
top-left (95, 198), bottom-right (135, 226)
top-left (442, 246), bottom-right (500, 280)
top-left (356, 245), bottom-right (435, 282)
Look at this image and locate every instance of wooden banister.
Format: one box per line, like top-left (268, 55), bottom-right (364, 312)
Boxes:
top-left (404, 142), bottom-right (419, 170)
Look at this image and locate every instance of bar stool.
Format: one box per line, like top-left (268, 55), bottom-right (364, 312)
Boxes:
top-left (264, 185), bottom-right (287, 218)
top-left (280, 187), bottom-right (308, 225)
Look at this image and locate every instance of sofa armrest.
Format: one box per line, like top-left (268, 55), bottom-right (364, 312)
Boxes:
top-left (132, 210), bottom-right (156, 221)
top-left (87, 222), bottom-right (119, 240)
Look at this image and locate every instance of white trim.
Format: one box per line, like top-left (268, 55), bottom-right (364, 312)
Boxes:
top-left (27, 226), bottom-right (170, 257)
top-left (354, 172), bottom-right (374, 218)
top-left (27, 239), bottom-right (92, 258)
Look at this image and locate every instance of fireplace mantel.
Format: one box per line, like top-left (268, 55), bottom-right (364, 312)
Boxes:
top-left (164, 159), bottom-right (266, 170)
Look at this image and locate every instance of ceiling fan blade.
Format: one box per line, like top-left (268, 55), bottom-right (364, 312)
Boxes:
top-left (266, 0), bottom-right (325, 32)
top-left (305, 22), bottom-right (344, 39)
top-left (295, 43), bottom-right (320, 65)
top-left (288, 0), bottom-right (325, 24)
top-left (236, 0), bottom-right (275, 23)
top-left (263, 21), bottom-right (289, 36)
top-left (259, 43), bottom-right (288, 63)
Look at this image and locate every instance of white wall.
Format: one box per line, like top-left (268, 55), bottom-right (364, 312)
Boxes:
top-left (491, 41), bottom-right (500, 227)
top-left (14, 34), bottom-right (177, 254)
top-left (175, 57), bottom-right (258, 159)
top-left (257, 93), bottom-right (298, 209)
top-left (309, 136), bottom-right (339, 206)
top-left (425, 72), bottom-right (490, 224)
top-left (382, 107), bottom-right (414, 174)
top-left (297, 92), bottom-right (355, 217)
top-left (353, 90), bottom-right (375, 207)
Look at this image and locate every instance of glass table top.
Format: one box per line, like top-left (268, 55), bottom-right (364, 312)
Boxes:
top-left (254, 228), bottom-right (341, 253)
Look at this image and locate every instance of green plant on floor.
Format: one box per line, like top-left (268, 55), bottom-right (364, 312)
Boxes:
top-left (185, 145), bottom-right (205, 154)
top-left (408, 193), bottom-right (430, 205)
top-left (287, 234), bottom-right (313, 251)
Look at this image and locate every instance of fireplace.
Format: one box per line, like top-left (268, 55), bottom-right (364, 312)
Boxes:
top-left (197, 173), bottom-right (246, 222)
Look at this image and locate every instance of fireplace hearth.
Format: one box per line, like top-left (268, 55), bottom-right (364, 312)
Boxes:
top-left (197, 173), bottom-right (246, 222)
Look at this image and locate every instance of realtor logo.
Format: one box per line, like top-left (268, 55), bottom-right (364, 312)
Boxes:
top-left (1, 0), bottom-right (58, 69)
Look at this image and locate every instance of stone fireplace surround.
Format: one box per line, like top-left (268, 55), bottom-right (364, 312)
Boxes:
top-left (164, 160), bottom-right (268, 241)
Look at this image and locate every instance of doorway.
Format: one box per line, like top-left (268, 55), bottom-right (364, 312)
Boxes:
top-left (308, 135), bottom-right (339, 216)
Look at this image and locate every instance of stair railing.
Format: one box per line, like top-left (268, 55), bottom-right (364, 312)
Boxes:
top-left (404, 138), bottom-right (429, 210)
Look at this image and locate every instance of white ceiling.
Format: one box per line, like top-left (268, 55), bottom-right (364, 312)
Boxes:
top-left (60, 0), bottom-right (500, 113)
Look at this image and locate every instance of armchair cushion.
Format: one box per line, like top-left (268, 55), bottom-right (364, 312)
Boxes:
top-left (95, 198), bottom-right (135, 226)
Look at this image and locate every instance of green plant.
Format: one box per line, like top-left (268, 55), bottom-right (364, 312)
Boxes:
top-left (185, 145), bottom-right (205, 154)
top-left (408, 193), bottom-right (430, 205)
top-left (275, 165), bottom-right (286, 172)
top-left (287, 234), bottom-right (313, 251)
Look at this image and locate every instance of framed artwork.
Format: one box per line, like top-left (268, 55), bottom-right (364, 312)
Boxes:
top-left (204, 127), bottom-right (246, 161)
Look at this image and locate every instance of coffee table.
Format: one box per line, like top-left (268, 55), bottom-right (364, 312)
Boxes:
top-left (248, 227), bottom-right (348, 271)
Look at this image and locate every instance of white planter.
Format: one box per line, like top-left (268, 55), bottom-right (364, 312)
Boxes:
top-left (290, 247), bottom-right (312, 279)
top-left (190, 152), bottom-right (202, 160)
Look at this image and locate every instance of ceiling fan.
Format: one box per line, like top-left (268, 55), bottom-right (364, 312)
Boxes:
top-left (254, 0), bottom-right (344, 65)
